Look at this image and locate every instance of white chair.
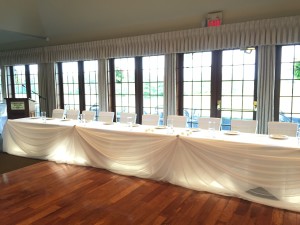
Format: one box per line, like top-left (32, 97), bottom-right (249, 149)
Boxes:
top-left (167, 115), bottom-right (187, 128)
top-left (142, 114), bottom-right (159, 126)
top-left (66, 109), bottom-right (80, 120)
top-left (99, 111), bottom-right (115, 123)
top-left (82, 110), bottom-right (95, 122)
top-left (52, 109), bottom-right (64, 119)
top-left (268, 121), bottom-right (298, 137)
top-left (120, 112), bottom-right (137, 124)
top-left (198, 117), bottom-right (221, 130)
top-left (231, 120), bottom-right (257, 133)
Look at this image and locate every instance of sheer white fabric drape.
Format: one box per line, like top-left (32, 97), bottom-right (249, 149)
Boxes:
top-left (1, 66), bottom-right (6, 100)
top-left (38, 63), bottom-right (56, 116)
top-left (256, 46), bottom-right (276, 134)
top-left (164, 54), bottom-right (177, 123)
top-left (98, 59), bottom-right (108, 112)
top-left (0, 16), bottom-right (299, 64)
top-left (3, 119), bottom-right (300, 212)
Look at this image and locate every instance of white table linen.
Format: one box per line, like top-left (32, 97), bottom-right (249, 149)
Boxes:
top-left (3, 118), bottom-right (300, 212)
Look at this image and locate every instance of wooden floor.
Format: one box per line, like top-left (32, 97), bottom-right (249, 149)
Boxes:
top-left (1, 162), bottom-right (300, 225)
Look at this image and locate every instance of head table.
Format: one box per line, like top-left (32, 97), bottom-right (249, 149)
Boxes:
top-left (3, 118), bottom-right (300, 212)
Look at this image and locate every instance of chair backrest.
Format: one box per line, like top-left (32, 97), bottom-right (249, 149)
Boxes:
top-left (52, 109), bottom-right (64, 119)
top-left (231, 120), bottom-right (257, 133)
top-left (167, 115), bottom-right (187, 128)
top-left (268, 121), bottom-right (298, 137)
top-left (99, 111), bottom-right (115, 123)
top-left (142, 114), bottom-right (159, 126)
top-left (120, 112), bottom-right (137, 124)
top-left (66, 109), bottom-right (79, 120)
top-left (198, 117), bottom-right (221, 130)
top-left (82, 110), bottom-right (95, 122)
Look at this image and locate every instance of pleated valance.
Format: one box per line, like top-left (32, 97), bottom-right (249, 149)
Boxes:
top-left (0, 15), bottom-right (299, 65)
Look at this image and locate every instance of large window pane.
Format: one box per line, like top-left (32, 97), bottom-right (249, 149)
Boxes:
top-left (143, 55), bottom-right (164, 125)
top-left (13, 66), bottom-right (27, 98)
top-left (115, 58), bottom-right (135, 122)
top-left (8, 65), bottom-right (40, 115)
top-left (183, 52), bottom-right (212, 128)
top-left (62, 62), bottom-right (79, 110)
top-left (221, 49), bottom-right (256, 130)
top-left (279, 45), bottom-right (300, 125)
top-left (84, 60), bottom-right (99, 119)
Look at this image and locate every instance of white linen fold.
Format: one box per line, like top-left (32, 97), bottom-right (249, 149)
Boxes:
top-left (3, 119), bottom-right (300, 212)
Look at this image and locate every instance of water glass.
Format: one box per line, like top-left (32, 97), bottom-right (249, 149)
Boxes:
top-left (80, 114), bottom-right (86, 124)
top-left (208, 121), bottom-right (216, 138)
top-left (127, 116), bottom-right (133, 130)
top-left (167, 118), bottom-right (174, 134)
top-left (41, 111), bottom-right (46, 123)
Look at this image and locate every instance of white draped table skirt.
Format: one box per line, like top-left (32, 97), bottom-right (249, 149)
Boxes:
top-left (3, 118), bottom-right (300, 212)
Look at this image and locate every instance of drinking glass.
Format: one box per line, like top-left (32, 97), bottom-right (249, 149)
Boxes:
top-left (208, 121), bottom-right (216, 138)
top-left (80, 114), bottom-right (86, 124)
top-left (41, 111), bottom-right (46, 123)
top-left (127, 116), bottom-right (133, 130)
top-left (167, 118), bottom-right (174, 134)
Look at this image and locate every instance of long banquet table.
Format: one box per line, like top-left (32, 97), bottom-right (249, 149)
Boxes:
top-left (3, 118), bottom-right (300, 212)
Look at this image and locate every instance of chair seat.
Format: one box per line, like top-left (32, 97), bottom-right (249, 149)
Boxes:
top-left (198, 117), bottom-right (221, 130)
top-left (268, 121), bottom-right (298, 137)
top-left (142, 114), bottom-right (159, 126)
top-left (52, 109), bottom-right (64, 119)
top-left (231, 120), bottom-right (257, 133)
top-left (120, 112), bottom-right (137, 124)
top-left (167, 115), bottom-right (187, 128)
top-left (99, 112), bottom-right (115, 123)
top-left (66, 110), bottom-right (79, 120)
top-left (82, 110), bottom-right (95, 122)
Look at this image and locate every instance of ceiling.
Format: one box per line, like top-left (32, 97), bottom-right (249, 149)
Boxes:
top-left (0, 0), bottom-right (299, 52)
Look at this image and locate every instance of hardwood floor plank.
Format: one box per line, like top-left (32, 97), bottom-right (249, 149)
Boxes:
top-left (1, 161), bottom-right (300, 225)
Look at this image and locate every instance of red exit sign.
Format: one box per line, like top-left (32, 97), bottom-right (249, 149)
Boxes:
top-left (206, 11), bottom-right (222, 27)
top-left (207, 19), bottom-right (222, 27)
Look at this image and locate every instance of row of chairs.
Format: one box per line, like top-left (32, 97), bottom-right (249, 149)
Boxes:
top-left (52, 109), bottom-right (113, 122)
top-left (52, 109), bottom-right (298, 136)
top-left (142, 115), bottom-right (299, 137)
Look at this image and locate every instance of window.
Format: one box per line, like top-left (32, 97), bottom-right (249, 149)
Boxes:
top-left (179, 49), bottom-right (257, 130)
top-left (220, 49), bottom-right (257, 130)
top-left (183, 52), bottom-right (212, 128)
top-left (110, 56), bottom-right (165, 123)
top-left (143, 56), bottom-right (164, 125)
top-left (277, 45), bottom-right (300, 124)
top-left (114, 58), bottom-right (136, 122)
top-left (56, 60), bottom-right (99, 115)
top-left (62, 62), bottom-right (80, 110)
top-left (12, 65), bottom-right (27, 98)
top-left (84, 61), bottom-right (99, 119)
top-left (28, 65), bottom-right (39, 104)
top-left (6, 64), bottom-right (40, 115)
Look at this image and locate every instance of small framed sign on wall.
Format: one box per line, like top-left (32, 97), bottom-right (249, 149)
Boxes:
top-left (206, 11), bottom-right (223, 27)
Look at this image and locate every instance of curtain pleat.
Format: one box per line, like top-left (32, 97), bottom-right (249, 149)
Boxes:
top-left (0, 15), bottom-right (299, 65)
top-left (257, 46), bottom-right (276, 134)
top-left (164, 54), bottom-right (177, 123)
top-left (38, 63), bottom-right (56, 116)
top-left (98, 59), bottom-right (108, 112)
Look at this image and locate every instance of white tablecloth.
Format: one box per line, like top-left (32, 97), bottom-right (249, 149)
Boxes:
top-left (3, 118), bottom-right (300, 212)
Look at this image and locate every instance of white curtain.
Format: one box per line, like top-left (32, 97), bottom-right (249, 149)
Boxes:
top-left (1, 66), bottom-right (6, 101)
top-left (0, 16), bottom-right (299, 65)
top-left (98, 59), bottom-right (108, 112)
top-left (38, 63), bottom-right (56, 116)
top-left (256, 46), bottom-right (276, 134)
top-left (164, 54), bottom-right (177, 123)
